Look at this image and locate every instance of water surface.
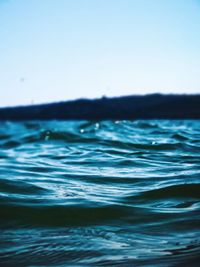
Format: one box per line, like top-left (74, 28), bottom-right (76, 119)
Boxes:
top-left (0, 120), bottom-right (200, 266)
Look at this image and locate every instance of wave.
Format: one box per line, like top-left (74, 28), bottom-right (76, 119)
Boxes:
top-left (0, 120), bottom-right (199, 266)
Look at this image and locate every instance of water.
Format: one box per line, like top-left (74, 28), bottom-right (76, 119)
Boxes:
top-left (0, 120), bottom-right (199, 266)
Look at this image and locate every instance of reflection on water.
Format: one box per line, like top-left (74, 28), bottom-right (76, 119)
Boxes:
top-left (0, 120), bottom-right (200, 266)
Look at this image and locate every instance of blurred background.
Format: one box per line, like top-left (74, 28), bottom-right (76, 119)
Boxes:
top-left (0, 0), bottom-right (200, 107)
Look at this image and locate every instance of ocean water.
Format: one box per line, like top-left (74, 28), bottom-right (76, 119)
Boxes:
top-left (0, 120), bottom-right (199, 266)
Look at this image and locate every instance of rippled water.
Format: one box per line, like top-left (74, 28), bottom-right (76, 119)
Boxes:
top-left (0, 120), bottom-right (200, 266)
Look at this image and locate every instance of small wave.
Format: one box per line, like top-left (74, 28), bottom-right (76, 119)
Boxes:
top-left (137, 183), bottom-right (200, 199)
top-left (0, 120), bottom-right (199, 266)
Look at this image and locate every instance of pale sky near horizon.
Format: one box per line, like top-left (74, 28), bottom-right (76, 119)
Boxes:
top-left (0, 0), bottom-right (200, 107)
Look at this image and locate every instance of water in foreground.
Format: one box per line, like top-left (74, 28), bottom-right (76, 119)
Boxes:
top-left (0, 120), bottom-right (199, 266)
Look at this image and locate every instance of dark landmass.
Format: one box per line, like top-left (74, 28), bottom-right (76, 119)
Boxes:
top-left (0, 94), bottom-right (200, 120)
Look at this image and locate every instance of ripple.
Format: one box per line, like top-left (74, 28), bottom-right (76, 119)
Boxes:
top-left (0, 120), bottom-right (199, 266)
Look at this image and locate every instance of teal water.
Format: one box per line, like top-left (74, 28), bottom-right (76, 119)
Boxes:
top-left (0, 120), bottom-right (199, 266)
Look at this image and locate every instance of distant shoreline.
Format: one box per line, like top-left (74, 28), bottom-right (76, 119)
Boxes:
top-left (0, 94), bottom-right (200, 120)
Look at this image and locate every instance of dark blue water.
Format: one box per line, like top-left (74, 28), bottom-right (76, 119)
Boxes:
top-left (0, 120), bottom-right (200, 266)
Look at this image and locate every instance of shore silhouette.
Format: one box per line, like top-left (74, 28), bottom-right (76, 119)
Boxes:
top-left (0, 94), bottom-right (199, 120)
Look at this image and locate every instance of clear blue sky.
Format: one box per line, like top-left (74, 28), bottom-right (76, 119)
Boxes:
top-left (0, 0), bottom-right (200, 107)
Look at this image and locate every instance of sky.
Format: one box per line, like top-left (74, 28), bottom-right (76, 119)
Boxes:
top-left (0, 0), bottom-right (200, 107)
